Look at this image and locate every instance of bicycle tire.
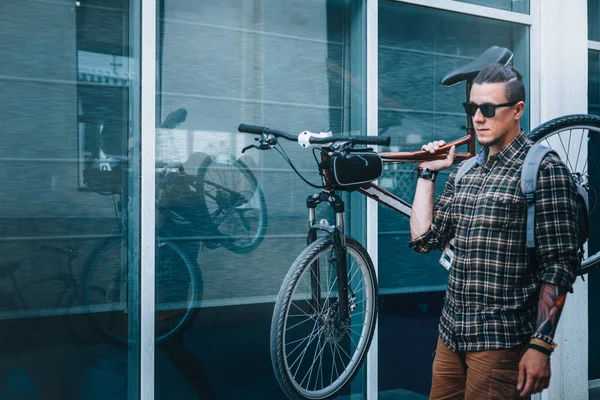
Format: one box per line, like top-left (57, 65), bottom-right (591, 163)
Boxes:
top-left (527, 114), bottom-right (600, 273)
top-left (196, 156), bottom-right (268, 254)
top-left (270, 236), bottom-right (378, 400)
top-left (82, 237), bottom-right (201, 346)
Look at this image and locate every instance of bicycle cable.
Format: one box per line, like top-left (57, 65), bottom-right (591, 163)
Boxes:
top-left (274, 144), bottom-right (324, 189)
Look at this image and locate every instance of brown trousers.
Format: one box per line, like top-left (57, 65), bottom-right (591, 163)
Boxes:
top-left (429, 337), bottom-right (530, 400)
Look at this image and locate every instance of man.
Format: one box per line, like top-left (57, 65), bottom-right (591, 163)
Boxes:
top-left (409, 63), bottom-right (580, 399)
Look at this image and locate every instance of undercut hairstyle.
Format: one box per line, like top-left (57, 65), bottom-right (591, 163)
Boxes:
top-left (472, 63), bottom-right (526, 103)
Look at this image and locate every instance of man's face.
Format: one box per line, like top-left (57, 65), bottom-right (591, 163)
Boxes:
top-left (469, 82), bottom-right (523, 150)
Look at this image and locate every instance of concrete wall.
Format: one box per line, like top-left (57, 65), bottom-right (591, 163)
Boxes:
top-left (538, 0), bottom-right (589, 398)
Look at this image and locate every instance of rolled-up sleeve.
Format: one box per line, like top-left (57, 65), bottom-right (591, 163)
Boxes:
top-left (409, 168), bottom-right (457, 254)
top-left (535, 154), bottom-right (580, 291)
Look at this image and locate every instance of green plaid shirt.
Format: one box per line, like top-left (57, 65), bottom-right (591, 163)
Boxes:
top-left (410, 132), bottom-right (579, 352)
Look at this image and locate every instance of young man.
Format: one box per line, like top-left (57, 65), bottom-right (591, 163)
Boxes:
top-left (409, 63), bottom-right (580, 399)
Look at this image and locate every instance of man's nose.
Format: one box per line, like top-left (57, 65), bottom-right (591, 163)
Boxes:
top-left (473, 108), bottom-right (486, 123)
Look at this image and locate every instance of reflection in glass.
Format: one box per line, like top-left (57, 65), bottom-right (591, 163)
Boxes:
top-left (0, 0), bottom-right (140, 398)
top-left (455, 0), bottom-right (529, 14)
top-left (155, 0), bottom-right (365, 398)
top-left (590, 0), bottom-right (600, 41)
top-left (590, 51), bottom-right (600, 116)
top-left (589, 49), bottom-right (600, 382)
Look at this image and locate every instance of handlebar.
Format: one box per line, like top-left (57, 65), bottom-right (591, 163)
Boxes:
top-left (238, 123), bottom-right (391, 147)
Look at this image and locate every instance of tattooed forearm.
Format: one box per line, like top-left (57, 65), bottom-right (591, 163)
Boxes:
top-left (536, 283), bottom-right (568, 337)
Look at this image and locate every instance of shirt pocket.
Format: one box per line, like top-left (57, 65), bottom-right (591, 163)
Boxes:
top-left (480, 191), bottom-right (525, 230)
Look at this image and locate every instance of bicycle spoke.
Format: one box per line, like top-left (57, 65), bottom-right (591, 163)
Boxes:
top-left (301, 328), bottom-right (326, 388)
top-left (291, 300), bottom-right (319, 321)
top-left (286, 314), bottom-right (318, 332)
top-left (287, 327), bottom-right (320, 359)
top-left (574, 129), bottom-right (583, 173)
top-left (290, 324), bottom-right (325, 379)
top-left (315, 345), bottom-right (324, 392)
top-left (334, 340), bottom-right (353, 362)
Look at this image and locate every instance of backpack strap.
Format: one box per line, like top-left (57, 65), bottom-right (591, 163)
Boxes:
top-left (520, 143), bottom-right (557, 249)
top-left (454, 156), bottom-right (479, 185)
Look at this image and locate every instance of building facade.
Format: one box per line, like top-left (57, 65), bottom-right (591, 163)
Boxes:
top-left (0, 0), bottom-right (597, 398)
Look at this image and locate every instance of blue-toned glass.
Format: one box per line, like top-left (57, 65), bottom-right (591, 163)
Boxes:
top-left (455, 0), bottom-right (529, 14)
top-left (590, 51), bottom-right (600, 117)
top-left (590, 0), bottom-right (600, 41)
top-left (0, 0), bottom-right (141, 398)
top-left (155, 0), bottom-right (367, 398)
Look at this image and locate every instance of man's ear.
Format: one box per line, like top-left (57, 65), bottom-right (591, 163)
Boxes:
top-left (514, 101), bottom-right (525, 120)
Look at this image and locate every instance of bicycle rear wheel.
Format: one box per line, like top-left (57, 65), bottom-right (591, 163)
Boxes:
top-left (83, 238), bottom-right (200, 346)
top-left (527, 114), bottom-right (600, 273)
top-left (197, 157), bottom-right (268, 254)
top-left (270, 236), bottom-right (377, 400)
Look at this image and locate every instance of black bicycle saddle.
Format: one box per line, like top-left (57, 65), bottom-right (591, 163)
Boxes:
top-left (440, 46), bottom-right (513, 86)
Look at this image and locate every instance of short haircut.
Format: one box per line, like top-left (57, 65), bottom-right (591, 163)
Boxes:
top-left (472, 63), bottom-right (525, 103)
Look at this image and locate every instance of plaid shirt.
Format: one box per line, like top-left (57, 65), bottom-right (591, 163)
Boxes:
top-left (410, 132), bottom-right (579, 352)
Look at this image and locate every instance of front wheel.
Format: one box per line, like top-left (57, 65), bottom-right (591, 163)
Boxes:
top-left (527, 114), bottom-right (600, 273)
top-left (270, 236), bottom-right (378, 400)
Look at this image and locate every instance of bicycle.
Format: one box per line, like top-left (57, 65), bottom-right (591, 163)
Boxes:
top-left (84, 108), bottom-right (268, 255)
top-left (82, 107), bottom-right (270, 346)
top-left (82, 109), bottom-right (199, 347)
top-left (0, 244), bottom-right (96, 346)
top-left (237, 45), bottom-right (600, 400)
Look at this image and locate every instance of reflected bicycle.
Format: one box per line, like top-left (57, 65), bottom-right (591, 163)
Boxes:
top-left (238, 45), bottom-right (600, 400)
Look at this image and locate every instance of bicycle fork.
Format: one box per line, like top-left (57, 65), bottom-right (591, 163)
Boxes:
top-left (306, 192), bottom-right (350, 325)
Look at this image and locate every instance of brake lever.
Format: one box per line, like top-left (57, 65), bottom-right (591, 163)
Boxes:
top-left (241, 144), bottom-right (257, 154)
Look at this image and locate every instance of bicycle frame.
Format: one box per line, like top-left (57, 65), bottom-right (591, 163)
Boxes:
top-left (361, 80), bottom-right (478, 217)
top-left (302, 83), bottom-right (479, 325)
top-left (356, 130), bottom-right (476, 217)
top-left (306, 126), bottom-right (478, 323)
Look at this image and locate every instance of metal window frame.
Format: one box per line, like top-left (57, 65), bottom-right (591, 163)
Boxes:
top-left (385, 0), bottom-right (533, 24)
top-left (365, 0), bottom-right (379, 398)
top-left (140, 0), bottom-right (156, 398)
top-left (590, 40), bottom-right (600, 51)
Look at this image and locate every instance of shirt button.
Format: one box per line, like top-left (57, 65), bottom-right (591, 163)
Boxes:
top-left (481, 172), bottom-right (486, 177)
top-left (469, 197), bottom-right (475, 202)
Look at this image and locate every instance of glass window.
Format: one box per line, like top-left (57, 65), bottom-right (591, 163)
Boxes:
top-left (589, 50), bottom-right (600, 383)
top-left (0, 0), bottom-right (141, 398)
top-left (590, 0), bottom-right (600, 41)
top-left (591, 51), bottom-right (600, 116)
top-left (155, 0), bottom-right (366, 398)
top-left (455, 0), bottom-right (529, 14)
top-left (377, 1), bottom-right (529, 397)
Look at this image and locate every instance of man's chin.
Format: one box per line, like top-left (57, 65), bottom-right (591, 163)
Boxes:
top-left (477, 136), bottom-right (491, 147)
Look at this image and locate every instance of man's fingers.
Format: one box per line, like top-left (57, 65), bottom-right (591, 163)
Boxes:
top-left (517, 363), bottom-right (526, 391)
top-left (447, 145), bottom-right (456, 162)
top-left (533, 378), bottom-right (545, 394)
top-left (520, 375), bottom-right (535, 397)
top-left (421, 141), bottom-right (448, 153)
top-left (543, 378), bottom-right (550, 389)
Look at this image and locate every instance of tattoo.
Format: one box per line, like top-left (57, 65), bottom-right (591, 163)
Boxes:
top-left (536, 283), bottom-right (567, 337)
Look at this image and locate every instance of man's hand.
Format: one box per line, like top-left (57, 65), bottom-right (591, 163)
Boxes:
top-left (517, 349), bottom-right (551, 397)
top-left (419, 140), bottom-right (455, 172)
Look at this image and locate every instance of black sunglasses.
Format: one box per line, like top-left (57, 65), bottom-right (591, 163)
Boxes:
top-left (462, 100), bottom-right (519, 118)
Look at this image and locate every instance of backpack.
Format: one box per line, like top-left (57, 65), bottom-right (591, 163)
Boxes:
top-left (454, 143), bottom-right (590, 278)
